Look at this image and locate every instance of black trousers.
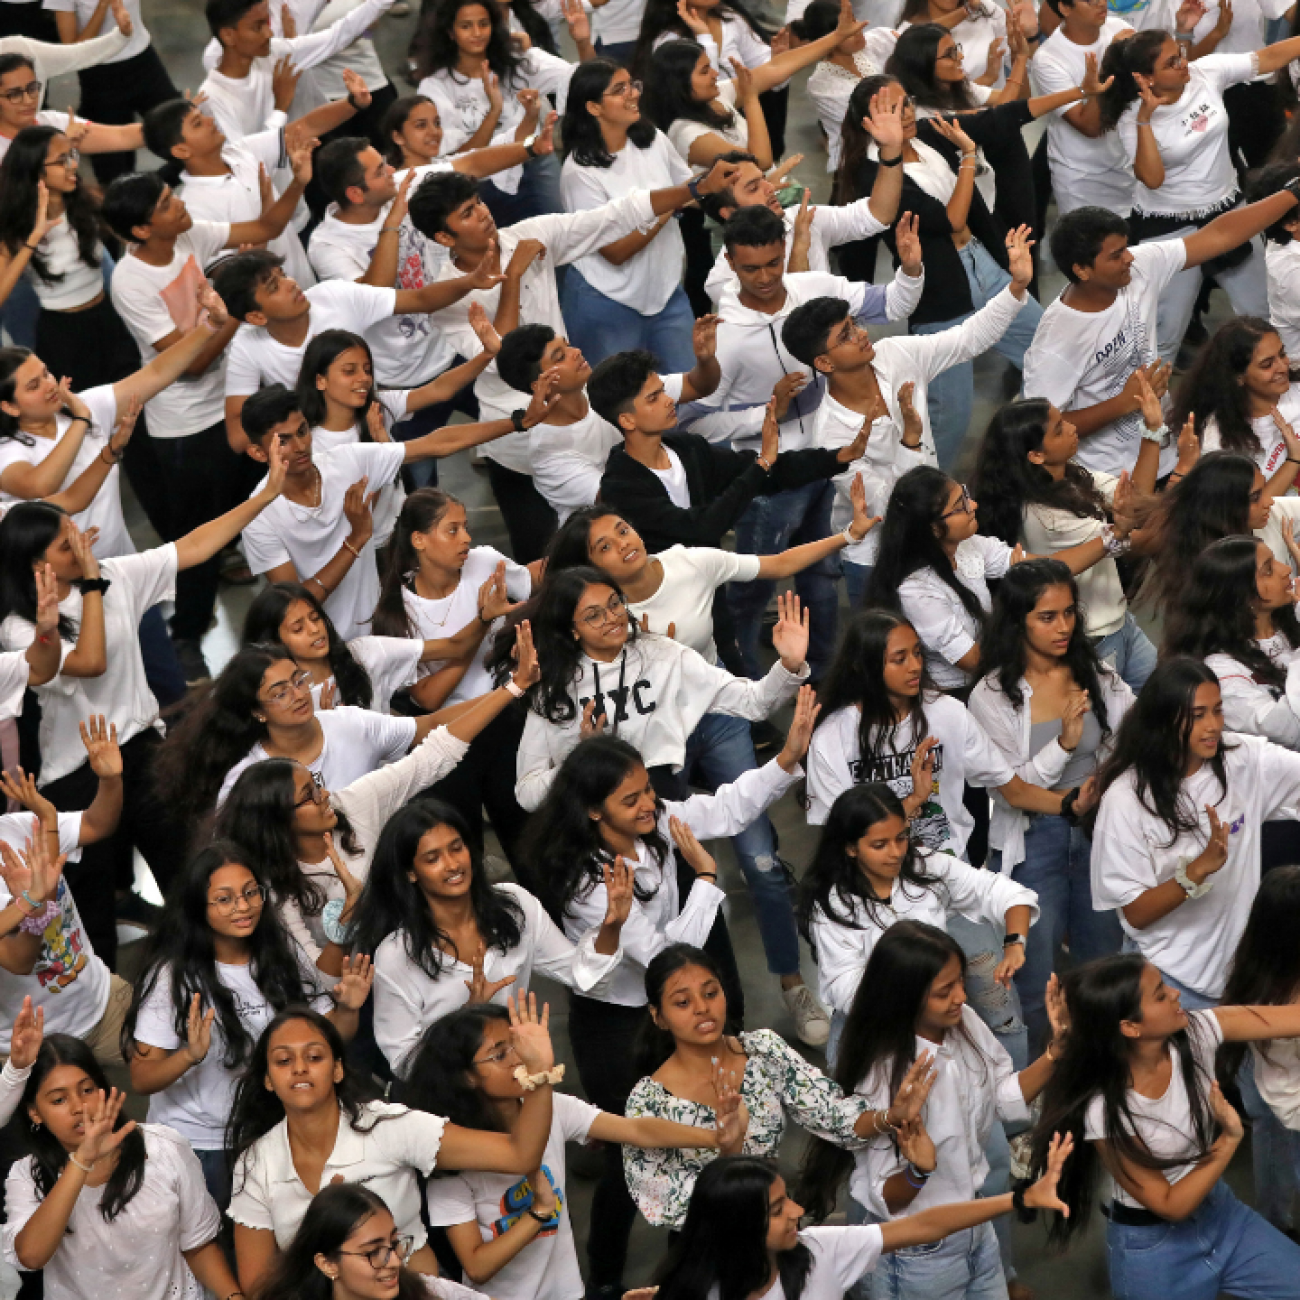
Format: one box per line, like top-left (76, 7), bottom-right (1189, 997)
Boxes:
top-left (0, 1), bottom-right (58, 39)
top-left (34, 294), bottom-right (138, 395)
top-left (679, 206), bottom-right (715, 319)
top-left (77, 45), bottom-right (180, 184)
top-left (484, 459), bottom-right (557, 564)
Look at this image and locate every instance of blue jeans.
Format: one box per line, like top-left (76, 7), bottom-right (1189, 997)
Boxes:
top-left (991, 816), bottom-right (1122, 1055)
top-left (729, 479), bottom-right (840, 681)
top-left (0, 274), bottom-right (39, 348)
top-left (195, 1145), bottom-right (232, 1211)
top-left (844, 560), bottom-right (872, 608)
top-left (1107, 1181), bottom-right (1300, 1300)
top-left (912, 240), bottom-right (1045, 470)
top-left (873, 1219), bottom-right (1007, 1300)
top-left (682, 712), bottom-right (800, 975)
top-left (948, 913), bottom-right (1028, 1073)
top-left (595, 36), bottom-right (637, 62)
top-left (561, 271), bottom-right (696, 373)
top-left (1093, 611), bottom-right (1157, 695)
top-left (480, 153), bottom-right (563, 225)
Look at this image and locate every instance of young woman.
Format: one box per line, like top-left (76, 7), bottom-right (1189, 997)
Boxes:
top-left (863, 466), bottom-right (1110, 693)
top-left (632, 0), bottom-right (774, 82)
top-left (0, 438), bottom-right (289, 966)
top-left (969, 391), bottom-right (1177, 692)
top-left (352, 796), bottom-right (629, 1077)
top-left (1031, 952), bottom-right (1300, 1297)
top-left (382, 93), bottom-right (442, 170)
top-left (895, 0), bottom-right (1032, 86)
top-left (1172, 316), bottom-right (1300, 481)
top-left (413, 999), bottom-right (724, 1300)
top-left (625, 942), bottom-right (929, 1230)
top-left (520, 707), bottom-right (814, 1299)
top-left (798, 921), bottom-right (1067, 1300)
top-left (3, 1033), bottom-right (240, 1300)
top-left (653, 1144), bottom-right (1072, 1300)
top-left (123, 843), bottom-right (373, 1207)
top-left (214, 629), bottom-right (541, 973)
top-left (970, 559), bottom-right (1131, 1051)
top-left (513, 567), bottom-right (809, 811)
top-left (796, 0), bottom-right (879, 173)
top-left (1091, 655), bottom-right (1300, 1008)
top-left (228, 1002), bottom-right (566, 1293)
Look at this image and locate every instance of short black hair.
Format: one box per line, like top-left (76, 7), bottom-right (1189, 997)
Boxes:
top-left (101, 172), bottom-right (167, 243)
top-left (1049, 206), bottom-right (1130, 284)
top-left (205, 0), bottom-right (259, 39)
top-left (142, 99), bottom-right (196, 163)
top-left (587, 350), bottom-right (659, 431)
top-left (722, 204), bottom-right (785, 255)
top-left (696, 149), bottom-right (759, 225)
top-left (496, 324), bottom-right (557, 395)
top-left (407, 170), bottom-right (480, 239)
top-left (315, 137), bottom-right (370, 208)
top-left (782, 296), bottom-right (852, 367)
top-left (242, 384), bottom-right (301, 443)
top-left (1245, 163), bottom-right (1300, 245)
top-left (211, 250), bottom-right (285, 322)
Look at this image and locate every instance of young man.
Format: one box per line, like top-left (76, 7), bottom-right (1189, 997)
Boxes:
top-left (781, 227), bottom-right (1038, 603)
top-left (405, 159), bottom-right (743, 562)
top-left (689, 203), bottom-right (923, 679)
top-left (198, 0), bottom-right (394, 141)
top-left (495, 314), bottom-right (722, 526)
top-left (1249, 162), bottom-right (1300, 364)
top-left (103, 145), bottom-right (313, 680)
top-left (238, 379), bottom-right (560, 640)
top-left (1023, 188), bottom-right (1300, 477)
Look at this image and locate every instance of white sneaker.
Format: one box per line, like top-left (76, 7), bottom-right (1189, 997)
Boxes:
top-left (783, 982), bottom-right (831, 1048)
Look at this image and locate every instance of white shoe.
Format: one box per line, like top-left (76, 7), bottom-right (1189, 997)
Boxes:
top-left (783, 982), bottom-right (831, 1048)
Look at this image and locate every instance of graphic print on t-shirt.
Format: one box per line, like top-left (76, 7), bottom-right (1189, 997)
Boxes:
top-left (849, 741), bottom-right (951, 849)
top-left (157, 254), bottom-right (208, 335)
top-left (35, 881), bottom-right (88, 992)
top-left (491, 1166), bottom-right (563, 1238)
top-left (1087, 302), bottom-right (1154, 455)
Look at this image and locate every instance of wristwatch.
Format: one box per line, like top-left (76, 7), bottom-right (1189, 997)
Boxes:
top-left (511, 409), bottom-right (529, 433)
top-left (1174, 859), bottom-right (1214, 900)
top-left (521, 132), bottom-right (539, 158)
top-left (1003, 933), bottom-right (1026, 949)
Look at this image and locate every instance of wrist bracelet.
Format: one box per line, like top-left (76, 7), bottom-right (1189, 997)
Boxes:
top-left (24, 242), bottom-right (40, 252)
top-left (902, 1163), bottom-right (930, 1190)
top-left (342, 539), bottom-right (362, 560)
top-left (1288, 457), bottom-right (1300, 466)
top-left (381, 226), bottom-right (401, 234)
top-left (1100, 521), bottom-right (1130, 558)
top-left (1140, 422), bottom-right (1167, 445)
top-left (321, 898), bottom-right (355, 946)
top-left (695, 871), bottom-right (719, 882)
top-left (66, 416), bottom-right (88, 426)
top-left (68, 1154), bottom-right (95, 1173)
top-left (527, 1206), bottom-right (552, 1224)
top-left (19, 898), bottom-right (59, 935)
top-left (877, 151), bottom-right (903, 168)
top-left (842, 524), bottom-right (862, 545)
top-left (513, 1063), bottom-right (565, 1091)
top-left (504, 678), bottom-right (525, 699)
top-left (905, 1161), bottom-right (933, 1183)
top-left (756, 454), bottom-right (773, 472)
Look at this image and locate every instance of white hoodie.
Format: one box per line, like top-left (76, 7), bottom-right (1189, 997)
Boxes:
top-left (515, 631), bottom-right (808, 810)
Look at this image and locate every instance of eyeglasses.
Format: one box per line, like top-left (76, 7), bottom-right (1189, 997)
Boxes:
top-left (940, 484), bottom-right (973, 519)
top-left (473, 1041), bottom-right (519, 1067)
top-left (336, 1236), bottom-right (416, 1270)
top-left (0, 80), bottom-right (42, 105)
top-left (44, 148), bottom-right (79, 170)
top-left (208, 884), bottom-right (266, 914)
top-left (294, 769), bottom-right (326, 808)
top-left (262, 668), bottom-right (314, 706)
top-left (937, 43), bottom-right (963, 59)
top-left (602, 78), bottom-right (643, 99)
top-left (577, 591), bottom-right (627, 629)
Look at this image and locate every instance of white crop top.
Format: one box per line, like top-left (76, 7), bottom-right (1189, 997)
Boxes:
top-left (30, 222), bottom-right (104, 312)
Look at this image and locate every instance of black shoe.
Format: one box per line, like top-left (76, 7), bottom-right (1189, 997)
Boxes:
top-left (117, 890), bottom-right (163, 931)
top-left (1001, 364), bottom-right (1023, 401)
top-left (173, 638), bottom-right (211, 684)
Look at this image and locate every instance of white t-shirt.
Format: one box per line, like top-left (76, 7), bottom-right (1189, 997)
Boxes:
top-left (426, 1093), bottom-right (600, 1300)
top-left (133, 958), bottom-right (331, 1148)
top-left (0, 382), bottom-right (133, 557)
top-left (402, 546), bottom-right (532, 706)
top-left (527, 408), bottom-right (621, 524)
top-left (649, 446), bottom-right (691, 508)
top-left (713, 1227), bottom-right (885, 1300)
top-left (901, 2), bottom-right (1005, 80)
top-left (1265, 240), bottom-right (1300, 365)
top-left (26, 220), bottom-right (103, 312)
top-left (223, 280), bottom-right (396, 398)
top-left (1083, 1009), bottom-right (1222, 1206)
top-left (0, 546), bottom-right (177, 784)
top-left (807, 696), bottom-right (1014, 858)
top-left (560, 132), bottom-right (691, 315)
top-left (110, 222), bottom-right (232, 438)
top-left (626, 546), bottom-right (761, 665)
top-left (1024, 239), bottom-right (1187, 476)
top-left (1201, 383), bottom-right (1300, 481)
top-left (42, 0), bottom-right (148, 60)
top-left (667, 79), bottom-right (746, 162)
top-left (217, 704), bottom-right (417, 806)
top-left (241, 442), bottom-right (407, 640)
top-left (1117, 54), bottom-right (1257, 216)
top-left (0, 110), bottom-right (67, 165)
top-left (3, 1125), bottom-right (219, 1300)
top-left (311, 634), bottom-right (423, 712)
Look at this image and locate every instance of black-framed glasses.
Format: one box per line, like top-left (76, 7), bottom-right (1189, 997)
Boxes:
top-left (262, 668), bottom-right (314, 705)
top-left (940, 484), bottom-right (973, 519)
top-left (0, 80), bottom-right (42, 105)
top-left (937, 42), bottom-right (963, 59)
top-left (603, 78), bottom-right (643, 98)
top-left (337, 1235), bottom-right (416, 1270)
top-left (294, 769), bottom-right (326, 808)
top-left (208, 884), bottom-right (267, 914)
top-left (44, 147), bottom-right (79, 170)
top-left (473, 1040), bottom-right (518, 1067)
top-left (577, 591), bottom-right (627, 629)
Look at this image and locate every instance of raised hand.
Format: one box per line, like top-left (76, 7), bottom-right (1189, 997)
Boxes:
top-left (928, 114), bottom-right (976, 156)
top-left (185, 992), bottom-right (215, 1065)
top-left (1212, 0), bottom-right (1233, 38)
top-left (197, 281), bottom-right (230, 331)
top-left (342, 476), bottom-right (375, 546)
top-left (106, 393), bottom-right (143, 463)
top-left (886, 1050), bottom-right (938, 1125)
top-left (108, 0), bottom-right (134, 36)
top-left (770, 24), bottom-right (791, 55)
top-left (580, 698), bottom-right (607, 738)
top-left (692, 313), bottom-right (720, 361)
top-left (1191, 804), bottom-right (1230, 881)
top-left (272, 55), bottom-right (302, 112)
top-left (1281, 514), bottom-right (1300, 570)
top-left (507, 990), bottom-right (556, 1072)
top-left (895, 1116), bottom-right (936, 1173)
top-left (639, 612), bottom-right (677, 640)
top-left (478, 561), bottom-right (517, 622)
top-left (319, 678), bottom-right (337, 711)
top-left (465, 942), bottom-right (518, 1003)
top-left (323, 831), bottom-right (362, 914)
top-left (669, 815), bottom-right (719, 880)
top-left (523, 367), bottom-right (564, 428)
top-left (712, 1059), bottom-right (750, 1155)
top-left (56, 377), bottom-right (91, 424)
top-left (32, 564), bottom-right (60, 641)
top-left (468, 300), bottom-right (502, 356)
top-left (1044, 971), bottom-right (1070, 1055)
top-left (506, 237), bottom-right (546, 281)
top-left (481, 63), bottom-right (504, 114)
top-left (1131, 366), bottom-right (1164, 433)
top-left (777, 684), bottom-right (820, 771)
top-left (0, 764), bottom-right (55, 832)
top-left (1004, 224), bottom-right (1035, 293)
top-left (772, 371), bottom-right (807, 423)
top-left (1079, 51), bottom-right (1113, 97)
top-left (365, 401), bottom-right (390, 445)
top-left (341, 67), bottom-right (372, 111)
top-left (1209, 1080), bottom-right (1244, 1141)
top-left (1132, 70), bottom-right (1162, 119)
top-left (769, 153), bottom-right (805, 189)
top-left (865, 83), bottom-right (906, 155)
top-left (389, 169), bottom-right (415, 227)
top-left (982, 35), bottom-right (1005, 71)
top-left (515, 87), bottom-right (542, 129)
top-left (1059, 688), bottom-right (1091, 752)
top-left (286, 125), bottom-right (320, 185)
top-left (903, 735), bottom-right (937, 817)
top-left (73, 1088), bottom-right (137, 1168)
top-left (894, 213), bottom-right (922, 277)
top-left (79, 715), bottom-right (122, 779)
top-left (833, 0), bottom-right (867, 42)
top-left (9, 997), bottom-right (43, 1071)
top-left (331, 953), bottom-right (374, 1010)
top-left (897, 377), bottom-right (924, 449)
top-left (729, 58), bottom-right (755, 104)
top-left (848, 472), bottom-right (881, 541)
top-left (676, 0), bottom-right (709, 35)
top-left (601, 855), bottom-right (634, 928)
top-left (263, 430), bottom-right (289, 499)
top-left (697, 156), bottom-right (741, 196)
top-left (1175, 412), bottom-right (1200, 473)
top-left (563, 0), bottom-right (591, 44)
top-left (789, 189), bottom-right (814, 271)
top-left (28, 180), bottom-right (62, 247)
top-left (1022, 1131), bottom-right (1075, 1215)
top-left (470, 237), bottom-right (507, 291)
top-left (771, 589), bottom-right (810, 673)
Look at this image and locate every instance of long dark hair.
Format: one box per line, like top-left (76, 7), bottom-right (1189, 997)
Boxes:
top-left (1171, 317), bottom-right (1298, 458)
top-left (373, 487), bottom-right (464, 639)
top-left (798, 922), bottom-right (973, 1222)
top-left (400, 1002), bottom-right (511, 1132)
top-left (410, 0), bottom-right (523, 83)
top-left (886, 24), bottom-right (979, 111)
top-left (1097, 28), bottom-right (1167, 131)
top-left (1093, 656), bottom-right (1231, 845)
top-left (864, 466), bottom-right (987, 630)
top-left (255, 1183), bottom-right (430, 1300)
top-left (835, 73), bottom-right (898, 205)
top-left (636, 943), bottom-right (737, 1074)
top-left (152, 642), bottom-right (292, 828)
top-left (0, 500), bottom-right (79, 640)
top-left (642, 40), bottom-right (736, 133)
top-left (123, 843), bottom-right (317, 1070)
top-left (521, 734), bottom-right (670, 922)
top-left (632, 0), bottom-right (767, 76)
top-left (295, 329), bottom-right (385, 440)
top-left (0, 126), bottom-right (102, 282)
top-left (655, 1157), bottom-right (814, 1300)
top-left (243, 581), bottom-right (374, 708)
top-left (546, 503), bottom-right (623, 573)
top-left (1164, 535), bottom-right (1300, 690)
top-left (21, 1034), bottom-right (147, 1221)
top-left (968, 398), bottom-right (1110, 547)
top-left (348, 799), bottom-right (524, 979)
top-left (797, 784), bottom-right (942, 945)
top-left (980, 559), bottom-right (1115, 735)
top-left (1030, 953), bottom-right (1219, 1243)
top-left (561, 59), bottom-right (659, 166)
top-left (381, 93), bottom-right (436, 166)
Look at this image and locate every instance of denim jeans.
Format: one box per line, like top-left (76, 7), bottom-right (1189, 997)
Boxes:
top-left (595, 36), bottom-right (638, 62)
top-left (873, 1219), bottom-right (1007, 1300)
top-left (1093, 611), bottom-right (1158, 695)
top-left (480, 153), bottom-right (564, 225)
top-left (991, 815), bottom-right (1122, 1055)
top-left (1107, 1181), bottom-right (1300, 1300)
top-left (561, 270), bottom-right (696, 372)
top-left (0, 275), bottom-right (38, 348)
top-left (729, 479), bottom-right (840, 681)
top-left (948, 913), bottom-right (1028, 1072)
top-left (195, 1145), bottom-right (232, 1211)
top-left (844, 560), bottom-right (872, 609)
top-left (911, 240), bottom-right (1046, 471)
top-left (683, 711), bottom-right (800, 975)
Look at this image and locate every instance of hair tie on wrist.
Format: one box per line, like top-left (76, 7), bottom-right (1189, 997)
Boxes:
top-left (1011, 1179), bottom-right (1038, 1224)
top-left (513, 1064), bottom-right (565, 1091)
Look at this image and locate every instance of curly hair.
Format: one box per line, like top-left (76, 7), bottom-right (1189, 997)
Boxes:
top-left (1097, 29), bottom-right (1167, 132)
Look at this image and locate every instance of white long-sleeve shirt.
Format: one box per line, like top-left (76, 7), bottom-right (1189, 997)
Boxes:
top-left (514, 632), bottom-right (807, 811)
top-left (0, 26), bottom-right (128, 94)
top-left (1204, 642), bottom-right (1300, 751)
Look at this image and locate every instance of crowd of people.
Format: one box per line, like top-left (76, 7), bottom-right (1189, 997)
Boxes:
top-left (2, 0), bottom-right (1300, 1292)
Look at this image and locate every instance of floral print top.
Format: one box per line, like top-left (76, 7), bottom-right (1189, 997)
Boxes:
top-left (622, 1028), bottom-right (871, 1228)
